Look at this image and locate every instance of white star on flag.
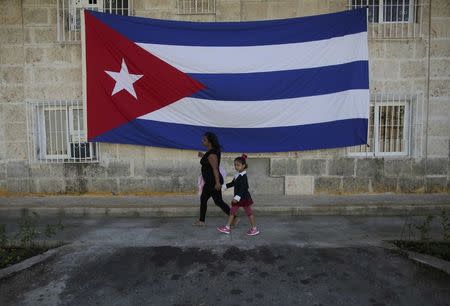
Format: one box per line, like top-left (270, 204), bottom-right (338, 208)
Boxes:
top-left (105, 59), bottom-right (143, 99)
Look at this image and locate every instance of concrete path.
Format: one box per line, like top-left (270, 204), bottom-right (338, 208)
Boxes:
top-left (0, 193), bottom-right (449, 217)
top-left (0, 215), bottom-right (449, 305)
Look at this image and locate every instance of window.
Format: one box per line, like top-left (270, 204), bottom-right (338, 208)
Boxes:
top-left (177, 0), bottom-right (216, 14)
top-left (57, 0), bottom-right (133, 42)
top-left (26, 101), bottom-right (99, 163)
top-left (348, 93), bottom-right (425, 157)
top-left (351, 0), bottom-right (415, 23)
top-left (349, 0), bottom-right (423, 39)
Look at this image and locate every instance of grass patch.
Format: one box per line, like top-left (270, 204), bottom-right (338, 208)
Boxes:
top-left (0, 246), bottom-right (51, 270)
top-left (1, 213), bottom-right (65, 270)
top-left (392, 240), bottom-right (450, 261)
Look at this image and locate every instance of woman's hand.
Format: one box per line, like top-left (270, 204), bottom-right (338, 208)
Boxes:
top-left (214, 182), bottom-right (221, 191)
top-left (231, 199), bottom-right (238, 205)
top-left (198, 152), bottom-right (204, 158)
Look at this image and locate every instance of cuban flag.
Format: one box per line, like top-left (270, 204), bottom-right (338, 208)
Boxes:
top-left (84, 9), bottom-right (369, 152)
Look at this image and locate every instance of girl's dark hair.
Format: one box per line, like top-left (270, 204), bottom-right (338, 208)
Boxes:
top-left (204, 132), bottom-right (221, 151)
top-left (234, 154), bottom-right (248, 169)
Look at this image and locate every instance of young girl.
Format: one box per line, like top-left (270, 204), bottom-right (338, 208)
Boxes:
top-left (217, 154), bottom-right (259, 236)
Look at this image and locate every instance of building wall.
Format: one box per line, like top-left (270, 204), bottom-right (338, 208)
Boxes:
top-left (0, 0), bottom-right (448, 195)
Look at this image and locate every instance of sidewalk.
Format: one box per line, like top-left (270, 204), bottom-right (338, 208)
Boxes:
top-left (0, 193), bottom-right (449, 217)
top-left (1, 215), bottom-right (450, 306)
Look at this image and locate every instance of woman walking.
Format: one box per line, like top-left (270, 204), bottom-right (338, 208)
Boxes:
top-left (193, 132), bottom-right (234, 226)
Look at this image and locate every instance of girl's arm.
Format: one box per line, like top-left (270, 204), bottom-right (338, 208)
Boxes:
top-left (207, 153), bottom-right (221, 191)
top-left (226, 179), bottom-right (235, 189)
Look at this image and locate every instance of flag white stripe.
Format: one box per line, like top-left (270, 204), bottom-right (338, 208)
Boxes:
top-left (137, 32), bottom-right (368, 74)
top-left (138, 89), bottom-right (369, 128)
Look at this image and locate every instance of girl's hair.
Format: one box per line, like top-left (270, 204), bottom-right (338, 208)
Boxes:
top-left (204, 132), bottom-right (221, 151)
top-left (234, 154), bottom-right (248, 169)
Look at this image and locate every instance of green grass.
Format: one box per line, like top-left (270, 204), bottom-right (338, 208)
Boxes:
top-left (392, 240), bottom-right (450, 261)
top-left (0, 246), bottom-right (50, 270)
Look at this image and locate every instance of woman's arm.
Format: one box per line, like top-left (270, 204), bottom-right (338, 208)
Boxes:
top-left (207, 153), bottom-right (221, 191)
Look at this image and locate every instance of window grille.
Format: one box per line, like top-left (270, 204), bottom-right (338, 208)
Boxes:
top-left (348, 92), bottom-right (425, 157)
top-left (26, 100), bottom-right (99, 163)
top-left (57, 0), bottom-right (133, 42)
top-left (349, 0), bottom-right (423, 39)
top-left (177, 0), bottom-right (216, 14)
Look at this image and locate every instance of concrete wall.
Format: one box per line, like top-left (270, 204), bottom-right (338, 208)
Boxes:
top-left (0, 0), bottom-right (448, 195)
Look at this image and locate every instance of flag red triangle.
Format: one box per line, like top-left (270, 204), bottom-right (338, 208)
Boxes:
top-left (85, 11), bottom-right (205, 141)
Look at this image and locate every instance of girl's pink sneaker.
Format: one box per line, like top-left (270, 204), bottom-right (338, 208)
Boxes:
top-left (217, 225), bottom-right (231, 234)
top-left (246, 227), bottom-right (260, 236)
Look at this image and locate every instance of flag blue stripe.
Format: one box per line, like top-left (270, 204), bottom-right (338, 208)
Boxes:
top-left (189, 61), bottom-right (369, 101)
top-left (88, 9), bottom-right (367, 46)
top-left (93, 118), bottom-right (368, 152)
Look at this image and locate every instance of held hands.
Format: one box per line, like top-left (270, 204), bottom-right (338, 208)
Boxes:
top-left (231, 199), bottom-right (238, 205)
top-left (214, 182), bottom-right (221, 191)
top-left (198, 152), bottom-right (204, 158)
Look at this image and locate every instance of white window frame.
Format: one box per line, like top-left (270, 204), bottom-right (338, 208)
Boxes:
top-left (379, 0), bottom-right (415, 24)
top-left (348, 99), bottom-right (410, 157)
top-left (373, 101), bottom-right (409, 156)
top-left (40, 106), bottom-right (71, 160)
top-left (351, 0), bottom-right (416, 23)
top-left (27, 101), bottom-right (99, 163)
top-left (57, 0), bottom-right (133, 42)
top-left (176, 0), bottom-right (216, 15)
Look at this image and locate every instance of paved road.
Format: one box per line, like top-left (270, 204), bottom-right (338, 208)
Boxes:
top-left (1, 216), bottom-right (449, 306)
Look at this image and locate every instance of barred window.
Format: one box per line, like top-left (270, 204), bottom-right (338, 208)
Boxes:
top-left (351, 0), bottom-right (416, 23)
top-left (27, 101), bottom-right (99, 163)
top-left (177, 0), bottom-right (216, 14)
top-left (57, 0), bottom-right (133, 42)
top-left (349, 0), bottom-right (423, 39)
top-left (348, 93), bottom-right (425, 157)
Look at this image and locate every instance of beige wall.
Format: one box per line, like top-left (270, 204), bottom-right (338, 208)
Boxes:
top-left (0, 0), bottom-right (448, 194)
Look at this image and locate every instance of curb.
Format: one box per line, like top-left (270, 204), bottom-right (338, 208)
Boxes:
top-left (1, 203), bottom-right (450, 217)
top-left (0, 244), bottom-right (64, 280)
top-left (381, 241), bottom-right (450, 275)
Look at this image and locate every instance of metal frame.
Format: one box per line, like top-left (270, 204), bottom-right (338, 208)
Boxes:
top-left (26, 100), bottom-right (100, 163)
top-left (348, 92), bottom-right (425, 157)
top-left (349, 0), bottom-right (423, 39)
top-left (176, 0), bottom-right (216, 15)
top-left (57, 0), bottom-right (133, 43)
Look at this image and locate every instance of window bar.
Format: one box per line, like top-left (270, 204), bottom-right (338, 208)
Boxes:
top-left (60, 100), bottom-right (64, 161)
top-left (408, 94), bottom-right (413, 156)
top-left (26, 104), bottom-right (31, 163)
top-left (57, 0), bottom-right (61, 42)
top-left (390, 99), bottom-right (395, 152)
top-left (29, 104), bottom-right (34, 163)
top-left (411, 1), bottom-right (415, 37)
top-left (47, 103), bottom-right (52, 160)
top-left (383, 98), bottom-right (387, 153)
top-left (78, 107), bottom-right (83, 162)
top-left (62, 0), bottom-right (67, 42)
top-left (403, 0), bottom-right (407, 37)
top-left (37, 105), bottom-right (42, 162)
top-left (398, 103), bottom-right (402, 152)
top-left (374, 96), bottom-right (382, 154)
top-left (389, 1), bottom-right (393, 37)
top-left (403, 94), bottom-right (407, 153)
top-left (395, 1), bottom-right (399, 38)
top-left (397, 103), bottom-right (400, 152)
top-left (69, 4), bottom-right (73, 42)
top-left (382, 105), bottom-right (387, 152)
top-left (58, 100), bottom-right (63, 162)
